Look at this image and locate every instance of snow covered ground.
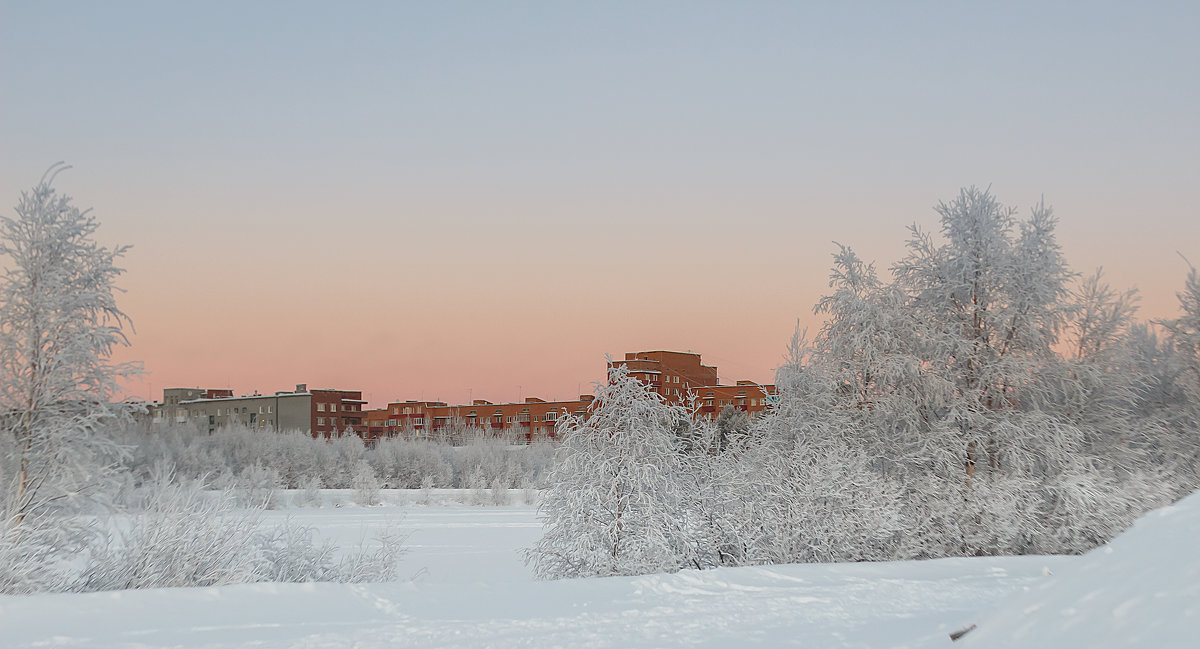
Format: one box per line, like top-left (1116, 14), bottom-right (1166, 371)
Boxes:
top-left (1, 490), bottom-right (1194, 648)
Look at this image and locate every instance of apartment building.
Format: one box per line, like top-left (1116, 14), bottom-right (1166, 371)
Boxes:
top-left (157, 384), bottom-right (366, 436)
top-left (151, 387), bottom-right (234, 425)
top-left (692, 380), bottom-right (778, 419)
top-left (360, 395), bottom-right (595, 442)
top-left (609, 350), bottom-right (776, 419)
top-left (609, 351), bottom-right (719, 403)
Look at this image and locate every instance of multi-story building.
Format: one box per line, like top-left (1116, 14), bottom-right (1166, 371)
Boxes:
top-left (360, 395), bottom-right (595, 442)
top-left (158, 384), bottom-right (365, 436)
top-left (150, 387), bottom-right (234, 425)
top-left (609, 350), bottom-right (776, 420)
top-left (692, 380), bottom-right (778, 420)
top-left (609, 351), bottom-right (719, 403)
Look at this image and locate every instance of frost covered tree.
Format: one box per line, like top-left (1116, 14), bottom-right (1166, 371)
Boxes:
top-left (1151, 262), bottom-right (1200, 477)
top-left (747, 331), bottom-right (904, 562)
top-left (526, 364), bottom-right (698, 579)
top-left (765, 187), bottom-right (1181, 558)
top-left (0, 165), bottom-right (139, 526)
top-left (1162, 262), bottom-right (1200, 402)
top-left (0, 165), bottom-right (139, 592)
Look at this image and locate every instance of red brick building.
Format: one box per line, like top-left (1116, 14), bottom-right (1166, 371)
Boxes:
top-left (609, 350), bottom-right (776, 420)
top-left (308, 387), bottom-right (367, 438)
top-left (359, 395), bottom-right (595, 443)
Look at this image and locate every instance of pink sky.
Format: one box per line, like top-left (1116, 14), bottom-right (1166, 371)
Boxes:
top-left (3, 3), bottom-right (1196, 409)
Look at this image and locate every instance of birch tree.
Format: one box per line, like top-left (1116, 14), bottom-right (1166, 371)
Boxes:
top-left (526, 364), bottom-right (696, 578)
top-left (0, 164), bottom-right (139, 531)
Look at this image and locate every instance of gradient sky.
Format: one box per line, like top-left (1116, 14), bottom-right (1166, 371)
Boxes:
top-left (2, 1), bottom-right (1197, 407)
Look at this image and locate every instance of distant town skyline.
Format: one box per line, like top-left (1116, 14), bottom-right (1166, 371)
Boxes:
top-left (2, 2), bottom-right (1196, 406)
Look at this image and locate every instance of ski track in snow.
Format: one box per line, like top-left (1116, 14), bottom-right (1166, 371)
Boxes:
top-left (0, 501), bottom-right (1073, 649)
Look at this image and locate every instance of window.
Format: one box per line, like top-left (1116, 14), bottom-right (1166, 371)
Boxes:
top-left (545, 412), bottom-right (557, 422)
top-left (317, 403), bottom-right (325, 412)
top-left (391, 407), bottom-right (398, 415)
top-left (268, 406), bottom-right (273, 413)
top-left (317, 417), bottom-right (325, 426)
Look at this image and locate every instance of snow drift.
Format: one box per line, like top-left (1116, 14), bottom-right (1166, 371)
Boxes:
top-left (962, 489), bottom-right (1200, 648)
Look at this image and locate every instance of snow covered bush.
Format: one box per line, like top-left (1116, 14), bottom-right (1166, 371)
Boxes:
top-left (527, 365), bottom-right (698, 579)
top-left (78, 473), bottom-right (264, 591)
top-left (115, 420), bottom-right (555, 492)
top-left (334, 526), bottom-right (408, 583)
top-left (235, 461), bottom-right (283, 509)
top-left (352, 460), bottom-right (381, 506)
top-left (78, 485), bottom-right (406, 590)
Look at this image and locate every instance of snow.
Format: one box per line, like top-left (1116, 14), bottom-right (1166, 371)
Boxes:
top-left (960, 490), bottom-right (1200, 649)
top-left (1, 490), bottom-right (1196, 648)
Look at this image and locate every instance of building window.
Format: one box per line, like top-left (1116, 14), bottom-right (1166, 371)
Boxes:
top-left (317, 417), bottom-right (325, 426)
top-left (317, 403), bottom-right (325, 412)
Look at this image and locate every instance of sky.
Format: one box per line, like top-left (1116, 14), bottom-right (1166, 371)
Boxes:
top-left (1, 1), bottom-right (1197, 408)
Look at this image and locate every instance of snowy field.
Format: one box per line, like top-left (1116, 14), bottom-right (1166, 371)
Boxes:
top-left (2, 490), bottom-right (1195, 649)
